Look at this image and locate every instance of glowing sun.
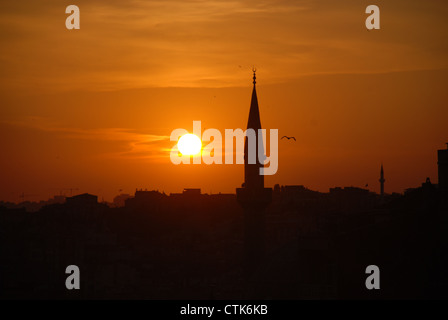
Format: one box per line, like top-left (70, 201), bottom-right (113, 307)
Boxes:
top-left (178, 133), bottom-right (202, 155)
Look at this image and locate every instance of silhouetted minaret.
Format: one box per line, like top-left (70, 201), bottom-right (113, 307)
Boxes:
top-left (236, 70), bottom-right (272, 274)
top-left (379, 163), bottom-right (385, 197)
top-left (244, 69), bottom-right (264, 190)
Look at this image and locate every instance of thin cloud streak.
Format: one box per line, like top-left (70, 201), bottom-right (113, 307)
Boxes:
top-left (1, 117), bottom-right (171, 160)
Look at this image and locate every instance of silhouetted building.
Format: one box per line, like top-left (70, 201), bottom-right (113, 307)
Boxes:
top-left (113, 193), bottom-right (132, 208)
top-left (51, 195), bottom-right (66, 204)
top-left (125, 189), bottom-right (166, 209)
top-left (236, 70), bottom-right (272, 271)
top-left (438, 143), bottom-right (448, 191)
top-left (66, 193), bottom-right (98, 206)
top-left (170, 188), bottom-right (202, 198)
top-left (182, 188), bottom-right (201, 196)
top-left (329, 186), bottom-right (376, 212)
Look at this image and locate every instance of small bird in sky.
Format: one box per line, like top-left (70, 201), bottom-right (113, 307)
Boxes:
top-left (281, 136), bottom-right (296, 141)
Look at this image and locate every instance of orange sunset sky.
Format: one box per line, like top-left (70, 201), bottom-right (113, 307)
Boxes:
top-left (1, 0), bottom-right (447, 202)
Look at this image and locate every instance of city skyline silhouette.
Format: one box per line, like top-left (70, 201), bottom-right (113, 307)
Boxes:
top-left (1, 72), bottom-right (447, 209)
top-left (2, 73), bottom-right (446, 209)
top-left (1, 70), bottom-right (447, 204)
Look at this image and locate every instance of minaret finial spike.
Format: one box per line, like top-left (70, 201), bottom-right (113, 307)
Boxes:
top-left (252, 66), bottom-right (256, 85)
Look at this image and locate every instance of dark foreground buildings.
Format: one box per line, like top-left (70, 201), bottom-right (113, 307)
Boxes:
top-left (0, 78), bottom-right (447, 299)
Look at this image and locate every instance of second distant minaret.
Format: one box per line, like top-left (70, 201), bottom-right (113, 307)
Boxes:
top-left (379, 164), bottom-right (385, 197)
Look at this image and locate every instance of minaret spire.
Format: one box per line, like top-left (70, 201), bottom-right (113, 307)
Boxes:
top-left (245, 68), bottom-right (263, 190)
top-left (252, 67), bottom-right (256, 85)
top-left (379, 163), bottom-right (385, 197)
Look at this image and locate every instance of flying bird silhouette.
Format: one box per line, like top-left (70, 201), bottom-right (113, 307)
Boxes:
top-left (281, 136), bottom-right (296, 141)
